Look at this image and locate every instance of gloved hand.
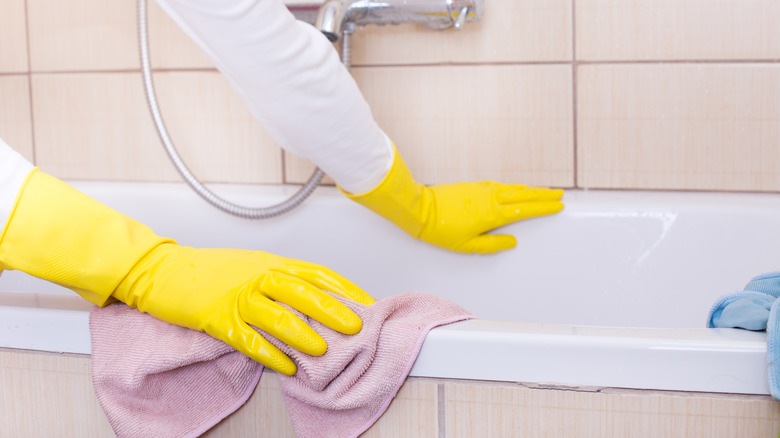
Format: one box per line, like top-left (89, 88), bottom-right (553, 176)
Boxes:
top-left (113, 245), bottom-right (373, 375)
top-left (0, 169), bottom-right (373, 375)
top-left (344, 145), bottom-right (564, 254)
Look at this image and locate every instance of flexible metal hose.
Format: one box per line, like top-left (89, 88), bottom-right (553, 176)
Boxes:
top-left (138, 0), bottom-right (352, 219)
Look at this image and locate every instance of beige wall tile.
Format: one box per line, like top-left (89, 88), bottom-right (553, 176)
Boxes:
top-left (0, 350), bottom-right (114, 437)
top-left (27, 0), bottom-right (139, 72)
top-left (0, 350), bottom-right (437, 437)
top-left (576, 0), bottom-right (780, 61)
top-left (134, 0), bottom-right (572, 68)
top-left (577, 64), bottom-right (780, 191)
top-left (32, 71), bottom-right (282, 183)
top-left (288, 64), bottom-right (574, 187)
top-left (27, 1), bottom-right (780, 195)
top-left (204, 372), bottom-right (297, 437)
top-left (151, 71), bottom-right (282, 184)
top-left (445, 381), bottom-right (780, 438)
top-left (4, 348), bottom-right (779, 438)
top-left (32, 72), bottom-right (170, 180)
top-left (361, 378), bottom-right (439, 437)
top-left (205, 374), bottom-right (438, 437)
top-left (0, 0), bottom-right (28, 73)
top-left (0, 75), bottom-right (33, 162)
top-left (351, 0), bottom-right (572, 65)
top-left (147, 0), bottom-right (214, 70)
top-left (284, 151), bottom-right (335, 186)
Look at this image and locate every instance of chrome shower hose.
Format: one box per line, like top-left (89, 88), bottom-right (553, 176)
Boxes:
top-left (137, 0), bottom-right (351, 219)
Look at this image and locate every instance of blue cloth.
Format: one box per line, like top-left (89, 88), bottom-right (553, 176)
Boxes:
top-left (707, 271), bottom-right (780, 399)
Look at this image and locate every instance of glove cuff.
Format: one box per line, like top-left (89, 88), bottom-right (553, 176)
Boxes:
top-left (0, 170), bottom-right (173, 305)
top-left (340, 145), bottom-right (430, 239)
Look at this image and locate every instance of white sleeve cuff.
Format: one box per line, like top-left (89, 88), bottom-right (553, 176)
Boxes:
top-left (0, 139), bottom-right (35, 234)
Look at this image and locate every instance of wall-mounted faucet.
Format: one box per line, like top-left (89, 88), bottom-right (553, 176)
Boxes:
top-left (310, 0), bottom-right (484, 42)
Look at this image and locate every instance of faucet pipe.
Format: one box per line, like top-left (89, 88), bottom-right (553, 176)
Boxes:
top-left (138, 0), bottom-right (336, 219)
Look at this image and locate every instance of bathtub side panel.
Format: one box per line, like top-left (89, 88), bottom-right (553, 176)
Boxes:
top-left (0, 348), bottom-right (440, 437)
top-left (3, 348), bottom-right (780, 437)
top-left (0, 349), bottom-right (114, 437)
top-left (444, 380), bottom-right (780, 438)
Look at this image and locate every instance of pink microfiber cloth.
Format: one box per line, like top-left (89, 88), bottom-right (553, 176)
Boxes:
top-left (90, 291), bottom-right (473, 438)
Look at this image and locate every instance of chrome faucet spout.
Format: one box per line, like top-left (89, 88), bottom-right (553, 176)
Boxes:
top-left (315, 0), bottom-right (358, 42)
top-left (313, 0), bottom-right (484, 42)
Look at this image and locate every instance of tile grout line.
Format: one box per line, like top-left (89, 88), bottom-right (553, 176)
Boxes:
top-left (16, 57), bottom-right (780, 78)
top-left (350, 60), bottom-right (573, 69)
top-left (571, 0), bottom-right (578, 189)
top-left (23, 0), bottom-right (36, 165)
top-left (280, 151), bottom-right (288, 184)
top-left (578, 58), bottom-right (780, 65)
top-left (565, 186), bottom-right (780, 195)
top-left (438, 383), bottom-right (446, 438)
top-left (352, 58), bottom-right (780, 68)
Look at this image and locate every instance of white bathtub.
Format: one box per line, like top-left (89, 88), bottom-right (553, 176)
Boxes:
top-left (1, 181), bottom-right (779, 396)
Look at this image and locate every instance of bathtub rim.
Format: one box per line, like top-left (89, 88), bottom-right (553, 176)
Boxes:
top-left (0, 291), bottom-right (769, 396)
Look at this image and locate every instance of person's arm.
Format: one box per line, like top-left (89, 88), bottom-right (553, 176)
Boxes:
top-left (0, 140), bottom-right (373, 375)
top-left (0, 139), bottom-right (34, 231)
top-left (155, 0), bottom-right (392, 195)
top-left (156, 0), bottom-right (564, 254)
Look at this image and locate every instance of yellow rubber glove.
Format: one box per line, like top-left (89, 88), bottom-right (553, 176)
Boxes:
top-left (344, 145), bottom-right (564, 254)
top-left (0, 169), bottom-right (374, 375)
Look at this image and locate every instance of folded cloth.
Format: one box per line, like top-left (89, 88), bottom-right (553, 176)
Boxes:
top-left (706, 271), bottom-right (780, 399)
top-left (90, 291), bottom-right (474, 438)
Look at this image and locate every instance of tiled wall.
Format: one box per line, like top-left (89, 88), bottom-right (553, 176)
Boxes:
top-left (1, 0), bottom-right (780, 192)
top-left (4, 348), bottom-right (780, 437)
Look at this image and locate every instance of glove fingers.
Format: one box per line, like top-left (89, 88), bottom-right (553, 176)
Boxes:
top-left (456, 234), bottom-right (517, 254)
top-left (498, 200), bottom-right (563, 226)
top-left (252, 271), bottom-right (364, 335)
top-left (212, 319), bottom-right (298, 375)
top-left (496, 186), bottom-right (564, 204)
top-left (280, 262), bottom-right (376, 306)
top-left (239, 288), bottom-right (329, 356)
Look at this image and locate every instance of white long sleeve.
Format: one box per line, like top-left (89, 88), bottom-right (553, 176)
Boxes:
top-left (155, 0), bottom-right (393, 194)
top-left (0, 139), bottom-right (34, 234)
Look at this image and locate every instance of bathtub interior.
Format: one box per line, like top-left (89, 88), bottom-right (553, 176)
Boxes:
top-left (1, 181), bottom-right (778, 395)
top-left (3, 181), bottom-right (779, 330)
